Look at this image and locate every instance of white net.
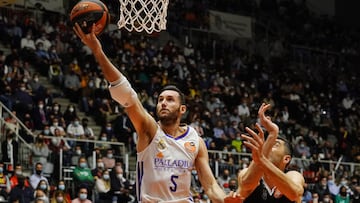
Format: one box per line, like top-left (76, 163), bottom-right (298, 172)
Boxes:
top-left (117, 0), bottom-right (169, 34)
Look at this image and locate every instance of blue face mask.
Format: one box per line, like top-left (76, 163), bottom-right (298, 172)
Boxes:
top-left (58, 184), bottom-right (65, 190)
top-left (103, 174), bottom-right (110, 180)
top-left (40, 184), bottom-right (47, 190)
top-left (79, 193), bottom-right (87, 200)
top-left (80, 163), bottom-right (87, 168)
top-left (0, 167), bottom-right (3, 173)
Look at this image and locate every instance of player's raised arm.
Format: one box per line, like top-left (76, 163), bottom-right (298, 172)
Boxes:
top-left (73, 23), bottom-right (157, 149)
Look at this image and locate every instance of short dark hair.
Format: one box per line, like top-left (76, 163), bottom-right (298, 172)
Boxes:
top-left (159, 85), bottom-right (186, 105)
top-left (278, 134), bottom-right (293, 157)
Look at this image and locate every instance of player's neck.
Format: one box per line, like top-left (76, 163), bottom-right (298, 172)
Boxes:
top-left (160, 122), bottom-right (186, 138)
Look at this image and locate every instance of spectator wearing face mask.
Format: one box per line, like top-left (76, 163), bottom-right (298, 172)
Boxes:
top-left (102, 148), bottom-right (116, 169)
top-left (29, 162), bottom-right (49, 191)
top-left (91, 158), bottom-right (105, 181)
top-left (67, 118), bottom-right (84, 149)
top-left (217, 168), bottom-right (231, 190)
top-left (71, 184), bottom-right (92, 203)
top-left (314, 176), bottom-right (331, 200)
top-left (110, 164), bottom-right (134, 203)
top-left (49, 118), bottom-right (66, 137)
top-left (34, 180), bottom-right (50, 202)
top-left (95, 170), bottom-right (112, 203)
top-left (335, 186), bottom-right (350, 203)
top-left (0, 162), bottom-right (10, 200)
top-left (231, 132), bottom-right (243, 152)
top-left (72, 157), bottom-right (94, 196)
top-left (10, 164), bottom-right (30, 189)
top-left (63, 105), bottom-right (78, 126)
top-left (32, 100), bottom-right (51, 130)
top-left (54, 180), bottom-right (71, 203)
top-left (31, 134), bottom-right (50, 168)
top-left (51, 190), bottom-right (70, 203)
top-left (8, 175), bottom-right (35, 203)
top-left (71, 146), bottom-right (84, 166)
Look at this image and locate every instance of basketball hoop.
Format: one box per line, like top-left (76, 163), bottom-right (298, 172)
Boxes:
top-left (117, 0), bottom-right (169, 34)
top-left (0, 0), bottom-right (16, 7)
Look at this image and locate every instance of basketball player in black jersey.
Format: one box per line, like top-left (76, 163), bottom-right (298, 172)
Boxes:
top-left (226, 103), bottom-right (304, 203)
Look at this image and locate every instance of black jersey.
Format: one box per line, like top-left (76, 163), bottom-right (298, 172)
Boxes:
top-left (244, 179), bottom-right (295, 203)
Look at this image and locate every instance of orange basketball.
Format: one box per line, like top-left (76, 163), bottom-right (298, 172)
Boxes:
top-left (70, 0), bottom-right (110, 36)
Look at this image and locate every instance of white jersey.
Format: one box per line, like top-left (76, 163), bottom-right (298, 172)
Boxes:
top-left (136, 125), bottom-right (200, 203)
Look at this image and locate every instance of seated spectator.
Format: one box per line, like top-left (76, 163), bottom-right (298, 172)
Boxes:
top-left (81, 118), bottom-right (95, 156)
top-left (63, 105), bottom-right (78, 127)
top-left (80, 79), bottom-right (96, 115)
top-left (34, 181), bottom-right (50, 202)
top-left (9, 164), bottom-right (30, 189)
top-left (20, 32), bottom-right (36, 60)
top-left (67, 117), bottom-right (85, 148)
top-left (29, 162), bottom-right (49, 190)
top-left (71, 146), bottom-right (84, 166)
top-left (50, 117), bottom-right (66, 136)
top-left (32, 100), bottom-right (51, 130)
top-left (0, 162), bottom-right (10, 200)
top-left (94, 170), bottom-right (112, 203)
top-left (102, 148), bottom-right (116, 170)
top-left (31, 134), bottom-right (50, 167)
top-left (71, 184), bottom-right (92, 203)
top-left (48, 102), bottom-right (65, 124)
top-left (35, 33), bottom-right (52, 52)
top-left (224, 178), bottom-right (237, 194)
top-left (51, 189), bottom-right (70, 203)
top-left (63, 69), bottom-right (81, 103)
top-left (231, 132), bottom-right (243, 152)
top-left (72, 156), bottom-right (94, 195)
top-left (50, 127), bottom-right (72, 172)
top-left (48, 63), bottom-right (63, 86)
top-left (28, 73), bottom-right (43, 94)
top-left (314, 176), bottom-right (331, 200)
top-left (8, 175), bottom-right (34, 203)
top-left (91, 158), bottom-right (106, 181)
top-left (97, 132), bottom-right (111, 150)
top-left (54, 180), bottom-right (71, 203)
top-left (13, 82), bottom-right (33, 112)
top-left (110, 164), bottom-right (134, 203)
top-left (0, 85), bottom-right (14, 110)
top-left (336, 185), bottom-right (350, 202)
top-left (217, 168), bottom-right (231, 190)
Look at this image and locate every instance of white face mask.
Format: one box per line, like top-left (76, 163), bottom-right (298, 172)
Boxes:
top-left (97, 162), bottom-right (104, 169)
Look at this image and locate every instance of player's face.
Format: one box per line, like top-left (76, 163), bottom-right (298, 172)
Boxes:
top-left (269, 139), bottom-right (290, 169)
top-left (156, 90), bottom-right (185, 124)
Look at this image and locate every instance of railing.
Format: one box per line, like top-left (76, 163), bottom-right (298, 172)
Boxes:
top-left (291, 44), bottom-right (342, 67)
top-left (0, 101), bottom-right (129, 178)
top-left (207, 150), bottom-right (360, 181)
top-left (0, 102), bottom-right (34, 171)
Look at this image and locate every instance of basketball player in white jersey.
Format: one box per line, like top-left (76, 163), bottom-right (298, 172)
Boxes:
top-left (74, 24), bottom-right (232, 203)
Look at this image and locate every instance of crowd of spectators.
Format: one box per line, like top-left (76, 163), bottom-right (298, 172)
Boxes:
top-left (0, 0), bottom-right (360, 202)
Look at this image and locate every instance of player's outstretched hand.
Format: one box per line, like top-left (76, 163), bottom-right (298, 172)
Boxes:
top-left (73, 23), bottom-right (102, 53)
top-left (258, 103), bottom-right (278, 135)
top-left (241, 123), bottom-right (265, 164)
top-left (224, 191), bottom-right (244, 203)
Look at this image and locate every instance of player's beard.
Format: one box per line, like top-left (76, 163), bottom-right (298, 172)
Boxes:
top-left (157, 107), bottom-right (181, 126)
